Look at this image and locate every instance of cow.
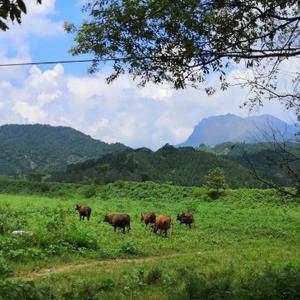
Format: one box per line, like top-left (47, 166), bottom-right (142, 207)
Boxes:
top-left (75, 204), bottom-right (92, 221)
top-left (152, 215), bottom-right (172, 237)
top-left (104, 214), bottom-right (131, 234)
top-left (140, 212), bottom-right (156, 227)
top-left (176, 213), bottom-right (195, 228)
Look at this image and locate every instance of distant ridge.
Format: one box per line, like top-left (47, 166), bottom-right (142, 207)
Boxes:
top-left (179, 114), bottom-right (298, 147)
top-left (0, 124), bottom-right (128, 175)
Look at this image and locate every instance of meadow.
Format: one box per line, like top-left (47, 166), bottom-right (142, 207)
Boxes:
top-left (0, 180), bottom-right (300, 299)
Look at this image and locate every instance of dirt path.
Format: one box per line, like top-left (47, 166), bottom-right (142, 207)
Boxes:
top-left (16, 252), bottom-right (201, 281)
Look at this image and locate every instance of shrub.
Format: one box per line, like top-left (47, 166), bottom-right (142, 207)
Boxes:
top-left (0, 257), bottom-right (13, 278)
top-left (145, 268), bottom-right (162, 285)
top-left (64, 225), bottom-right (99, 250)
top-left (178, 265), bottom-right (300, 300)
top-left (0, 282), bottom-right (55, 300)
top-left (80, 185), bottom-right (97, 198)
top-left (120, 239), bottom-right (138, 255)
top-left (6, 248), bottom-right (45, 261)
top-left (97, 278), bottom-right (115, 291)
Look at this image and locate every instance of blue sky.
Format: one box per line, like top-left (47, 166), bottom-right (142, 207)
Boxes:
top-left (0, 0), bottom-right (298, 149)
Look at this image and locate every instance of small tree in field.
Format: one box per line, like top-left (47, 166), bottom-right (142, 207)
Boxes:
top-left (205, 168), bottom-right (227, 194)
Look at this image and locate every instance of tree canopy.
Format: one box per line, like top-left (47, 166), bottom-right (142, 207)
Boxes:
top-left (205, 167), bottom-right (227, 192)
top-left (0, 0), bottom-right (42, 31)
top-left (66, 0), bottom-right (300, 116)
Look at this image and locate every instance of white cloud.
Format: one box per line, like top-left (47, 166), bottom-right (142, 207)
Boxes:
top-left (1, 62), bottom-right (296, 149)
top-left (2, 0), bottom-right (63, 39)
top-left (13, 101), bottom-right (47, 123)
top-left (136, 82), bottom-right (173, 102)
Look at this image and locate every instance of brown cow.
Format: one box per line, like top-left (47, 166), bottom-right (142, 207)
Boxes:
top-left (75, 204), bottom-right (92, 221)
top-left (152, 215), bottom-right (172, 237)
top-left (176, 213), bottom-right (195, 228)
top-left (140, 212), bottom-right (156, 227)
top-left (104, 214), bottom-right (131, 234)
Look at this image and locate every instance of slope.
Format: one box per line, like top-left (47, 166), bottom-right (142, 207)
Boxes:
top-left (0, 124), bottom-right (127, 175)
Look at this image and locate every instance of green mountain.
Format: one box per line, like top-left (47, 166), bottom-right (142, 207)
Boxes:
top-left (54, 144), bottom-right (258, 188)
top-left (0, 124), bottom-right (128, 176)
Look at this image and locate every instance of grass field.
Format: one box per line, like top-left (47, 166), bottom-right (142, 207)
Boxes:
top-left (0, 181), bottom-right (300, 299)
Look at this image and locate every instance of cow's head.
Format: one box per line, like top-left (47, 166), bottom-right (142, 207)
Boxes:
top-left (176, 213), bottom-right (183, 221)
top-left (103, 214), bottom-right (110, 222)
top-left (140, 213), bottom-right (144, 221)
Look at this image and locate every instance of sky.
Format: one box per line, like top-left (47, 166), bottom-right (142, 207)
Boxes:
top-left (0, 0), bottom-right (298, 149)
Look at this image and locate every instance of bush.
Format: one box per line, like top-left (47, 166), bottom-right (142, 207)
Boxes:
top-left (0, 257), bottom-right (13, 278)
top-left (80, 185), bottom-right (97, 198)
top-left (145, 268), bottom-right (162, 285)
top-left (64, 225), bottom-right (99, 250)
top-left (97, 278), bottom-right (115, 291)
top-left (120, 239), bottom-right (138, 255)
top-left (0, 281), bottom-right (55, 300)
top-left (178, 265), bottom-right (300, 300)
top-left (6, 248), bottom-right (45, 261)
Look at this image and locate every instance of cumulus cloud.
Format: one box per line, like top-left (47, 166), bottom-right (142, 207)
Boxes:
top-left (1, 0), bottom-right (62, 40)
top-left (0, 62), bottom-right (296, 149)
top-left (13, 101), bottom-right (47, 123)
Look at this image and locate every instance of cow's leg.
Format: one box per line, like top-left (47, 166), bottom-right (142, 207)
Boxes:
top-left (164, 229), bottom-right (167, 237)
top-left (123, 227), bottom-right (126, 234)
top-left (79, 215), bottom-right (82, 221)
top-left (189, 223), bottom-right (191, 228)
top-left (114, 226), bottom-right (116, 232)
top-left (127, 225), bottom-right (131, 233)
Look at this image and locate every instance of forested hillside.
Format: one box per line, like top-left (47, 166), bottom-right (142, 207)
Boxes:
top-left (54, 142), bottom-right (300, 188)
top-left (218, 142), bottom-right (300, 187)
top-left (0, 124), bottom-right (127, 175)
top-left (54, 144), bottom-right (258, 188)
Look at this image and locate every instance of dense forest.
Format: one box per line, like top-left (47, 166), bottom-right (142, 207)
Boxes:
top-left (53, 142), bottom-right (300, 188)
top-left (52, 145), bottom-right (255, 187)
top-left (0, 124), bottom-right (127, 176)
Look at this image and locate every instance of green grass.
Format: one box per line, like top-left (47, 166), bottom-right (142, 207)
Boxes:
top-left (0, 181), bottom-right (300, 299)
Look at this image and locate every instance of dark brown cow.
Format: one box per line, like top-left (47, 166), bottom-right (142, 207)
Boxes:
top-left (104, 214), bottom-right (131, 234)
top-left (75, 204), bottom-right (92, 221)
top-left (152, 215), bottom-right (172, 237)
top-left (140, 212), bottom-right (156, 227)
top-left (176, 213), bottom-right (195, 228)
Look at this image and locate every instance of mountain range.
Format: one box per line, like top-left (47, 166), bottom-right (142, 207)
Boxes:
top-left (179, 114), bottom-right (298, 147)
top-left (0, 115), bottom-right (299, 188)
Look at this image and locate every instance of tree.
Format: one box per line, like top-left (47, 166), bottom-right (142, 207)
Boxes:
top-left (205, 167), bottom-right (227, 193)
top-left (240, 128), bottom-right (300, 197)
top-left (66, 0), bottom-right (300, 116)
top-left (0, 0), bottom-right (42, 31)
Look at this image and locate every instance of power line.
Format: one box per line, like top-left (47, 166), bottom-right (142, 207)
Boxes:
top-left (0, 57), bottom-right (125, 67)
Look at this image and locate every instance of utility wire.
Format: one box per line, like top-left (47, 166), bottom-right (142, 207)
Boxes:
top-left (0, 57), bottom-right (125, 67)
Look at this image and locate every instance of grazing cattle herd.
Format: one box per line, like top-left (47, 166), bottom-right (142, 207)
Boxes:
top-left (76, 204), bottom-right (194, 237)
